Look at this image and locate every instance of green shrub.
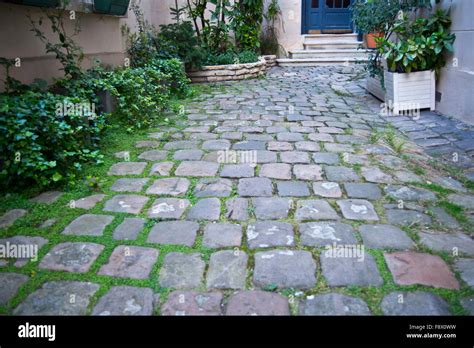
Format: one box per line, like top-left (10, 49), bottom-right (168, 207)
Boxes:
top-left (0, 91), bottom-right (106, 189)
top-left (148, 58), bottom-right (191, 96)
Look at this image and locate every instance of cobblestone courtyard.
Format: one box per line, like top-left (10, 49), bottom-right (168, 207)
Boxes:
top-left (1, 66), bottom-right (474, 316)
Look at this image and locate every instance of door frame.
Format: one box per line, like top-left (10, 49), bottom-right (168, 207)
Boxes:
top-left (301, 0), bottom-right (355, 34)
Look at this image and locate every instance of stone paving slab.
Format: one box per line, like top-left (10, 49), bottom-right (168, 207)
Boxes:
top-left (103, 195), bottom-right (149, 214)
top-left (299, 293), bottom-right (371, 316)
top-left (39, 242), bottom-right (104, 273)
top-left (147, 221), bottom-right (199, 247)
top-left (161, 291), bottom-right (223, 316)
top-left (0, 273), bottom-right (29, 305)
top-left (206, 250), bottom-right (248, 289)
top-left (62, 214), bottom-right (114, 236)
top-left (381, 291), bottom-right (451, 316)
top-left (92, 286), bottom-right (154, 316)
top-left (159, 253), bottom-right (205, 289)
top-left (225, 290), bottom-right (290, 315)
top-left (0, 209), bottom-right (28, 229)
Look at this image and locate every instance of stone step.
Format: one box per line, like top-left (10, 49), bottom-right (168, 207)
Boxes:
top-left (303, 33), bottom-right (359, 42)
top-left (277, 57), bottom-right (369, 67)
top-left (289, 49), bottom-right (370, 60)
top-left (304, 41), bottom-right (364, 50)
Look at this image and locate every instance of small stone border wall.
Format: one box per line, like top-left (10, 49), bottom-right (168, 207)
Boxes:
top-left (188, 55), bottom-right (277, 83)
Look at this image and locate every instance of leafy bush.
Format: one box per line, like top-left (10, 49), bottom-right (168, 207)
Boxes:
top-left (148, 58), bottom-right (191, 96)
top-left (232, 0), bottom-right (264, 52)
top-left (0, 92), bottom-right (105, 189)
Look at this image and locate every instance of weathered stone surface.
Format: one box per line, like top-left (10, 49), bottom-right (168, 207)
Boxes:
top-left (268, 141), bottom-right (293, 151)
top-left (259, 163), bottom-right (292, 180)
top-left (384, 185), bottom-right (437, 201)
top-left (256, 150), bottom-right (277, 163)
top-left (187, 198), bottom-right (221, 220)
top-left (432, 176), bottom-right (467, 192)
top-left (161, 291), bottom-right (223, 316)
top-left (0, 209), bottom-right (27, 229)
top-left (98, 246), bottom-right (159, 280)
top-left (173, 150), bottom-right (203, 161)
top-left (312, 153), bottom-right (340, 164)
top-left (447, 194), bottom-right (474, 209)
top-left (164, 140), bottom-right (200, 150)
top-left (320, 250), bottom-right (383, 287)
top-left (149, 162), bottom-right (174, 176)
top-left (159, 253), bottom-right (205, 289)
top-left (337, 200), bottom-right (379, 221)
top-left (295, 141), bottom-right (320, 152)
top-left (220, 164), bottom-right (255, 178)
top-left (293, 165), bottom-right (323, 181)
top-left (295, 200), bottom-right (340, 221)
top-left (111, 178), bottom-right (148, 192)
top-left (253, 250), bottom-right (316, 289)
top-left (175, 161), bottom-right (219, 177)
top-left (92, 286), bottom-right (154, 316)
top-left (252, 198), bottom-right (292, 220)
top-left (202, 139), bottom-right (231, 150)
top-left (225, 291), bottom-right (290, 315)
top-left (71, 194), bottom-right (106, 209)
top-left (206, 250), bottom-right (248, 289)
top-left (429, 206), bottom-right (461, 229)
top-left (419, 232), bottom-right (474, 256)
top-left (233, 140), bottom-right (266, 150)
top-left (148, 198), bottom-right (190, 219)
top-left (29, 191), bottom-right (63, 204)
top-left (455, 259), bottom-right (474, 288)
top-left (247, 222), bottom-right (294, 249)
top-left (361, 167), bottom-right (393, 184)
top-left (146, 178), bottom-right (190, 196)
top-left (385, 209), bottom-right (432, 227)
top-left (460, 297), bottom-right (474, 315)
top-left (14, 281), bottom-right (99, 315)
top-left (103, 195), bottom-right (149, 214)
top-left (194, 178), bottom-right (232, 197)
top-left (39, 242), bottom-right (104, 273)
top-left (384, 251), bottom-right (459, 289)
top-left (138, 150), bottom-right (168, 161)
top-left (344, 183), bottom-right (382, 200)
top-left (277, 181), bottom-right (310, 197)
top-left (135, 140), bottom-right (160, 148)
top-left (113, 218), bottom-right (145, 241)
top-left (225, 198), bottom-right (249, 221)
top-left (381, 291), bottom-right (450, 315)
top-left (325, 166), bottom-right (360, 182)
top-left (359, 224), bottom-right (413, 250)
top-left (280, 151), bottom-right (310, 164)
top-left (62, 214), bottom-right (114, 236)
top-left (203, 223), bottom-right (242, 248)
top-left (238, 178), bottom-right (273, 197)
top-left (108, 162), bottom-right (147, 176)
top-left (299, 293), bottom-right (371, 316)
top-left (0, 273), bottom-right (29, 305)
top-left (299, 222), bottom-right (356, 247)
top-left (147, 221), bottom-right (199, 247)
top-left (312, 182), bottom-right (342, 198)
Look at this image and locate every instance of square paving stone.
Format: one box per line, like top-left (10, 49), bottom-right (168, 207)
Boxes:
top-left (277, 181), bottom-right (310, 197)
top-left (455, 259), bottom-right (474, 288)
top-left (186, 198), bottom-right (221, 221)
top-left (293, 165), bottom-right (323, 181)
top-left (299, 293), bottom-right (371, 316)
top-left (29, 191), bottom-right (63, 204)
top-left (147, 221), bottom-right (199, 247)
top-left (71, 194), bottom-right (106, 210)
top-left (173, 150), bottom-right (204, 161)
top-left (344, 183), bottom-right (382, 200)
top-left (113, 218), bottom-right (145, 241)
top-left (256, 150), bottom-right (278, 163)
top-left (138, 150), bottom-right (168, 161)
top-left (225, 198), bottom-right (249, 221)
top-left (111, 178), bottom-right (149, 192)
top-left (107, 162), bottom-right (147, 176)
top-left (13, 281), bottom-right (100, 315)
top-left (384, 251), bottom-right (459, 289)
top-left (312, 182), bottom-right (342, 198)
top-left (253, 250), bottom-right (316, 289)
top-left (280, 151), bottom-right (310, 164)
top-left (206, 250), bottom-right (248, 289)
top-left (0, 273), bottom-right (29, 305)
top-left (384, 185), bottom-right (437, 202)
top-left (146, 178), bottom-right (190, 196)
top-left (98, 246), bottom-right (159, 280)
top-left (149, 162), bottom-right (174, 176)
top-left (385, 209), bottom-right (432, 227)
top-left (359, 224), bottom-right (414, 250)
top-left (312, 153), bottom-right (340, 165)
top-left (252, 198), bottom-right (292, 220)
top-left (381, 291), bottom-right (450, 315)
top-left (0, 209), bottom-right (28, 229)
top-left (320, 250), bottom-right (383, 287)
top-left (277, 132), bottom-right (304, 142)
top-left (238, 178), bottom-right (273, 197)
top-left (220, 164), bottom-right (255, 178)
top-left (103, 195), bottom-right (149, 214)
top-left (247, 222), bottom-right (294, 249)
top-left (295, 141), bottom-right (320, 152)
top-left (194, 178), bottom-right (232, 197)
top-left (268, 141), bottom-right (293, 151)
top-left (62, 214), bottom-right (114, 236)
top-left (337, 199), bottom-right (379, 221)
top-left (225, 290), bottom-right (290, 315)
top-left (159, 253), bottom-right (205, 289)
top-left (299, 222), bottom-right (356, 247)
top-left (202, 140), bottom-right (231, 150)
top-left (361, 167), bottom-right (393, 184)
top-left (418, 232), bottom-right (474, 256)
top-left (203, 223), bottom-right (242, 248)
top-left (39, 242), bottom-right (104, 273)
top-left (295, 200), bottom-right (340, 221)
top-left (92, 286), bottom-right (154, 316)
top-left (175, 161), bottom-right (219, 177)
top-left (161, 291), bottom-right (223, 316)
top-left (259, 163), bottom-right (292, 180)
top-left (325, 166), bottom-right (360, 182)
top-left (148, 198), bottom-right (190, 219)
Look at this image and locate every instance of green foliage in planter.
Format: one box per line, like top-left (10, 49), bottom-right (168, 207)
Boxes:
top-left (0, 91), bottom-right (105, 189)
top-left (378, 9), bottom-right (455, 74)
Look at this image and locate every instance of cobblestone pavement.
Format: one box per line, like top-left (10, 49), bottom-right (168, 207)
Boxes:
top-left (1, 66), bottom-right (474, 316)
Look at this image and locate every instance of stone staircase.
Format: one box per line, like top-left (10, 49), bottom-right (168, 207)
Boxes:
top-left (277, 33), bottom-right (370, 66)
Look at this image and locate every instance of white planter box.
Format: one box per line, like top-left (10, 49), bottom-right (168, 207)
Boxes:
top-left (384, 70), bottom-right (436, 114)
top-left (366, 75), bottom-right (385, 101)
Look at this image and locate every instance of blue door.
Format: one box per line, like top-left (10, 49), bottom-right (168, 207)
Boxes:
top-left (303, 0), bottom-right (353, 33)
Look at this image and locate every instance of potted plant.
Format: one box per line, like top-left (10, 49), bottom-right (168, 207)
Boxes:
top-left (377, 9), bottom-right (455, 114)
